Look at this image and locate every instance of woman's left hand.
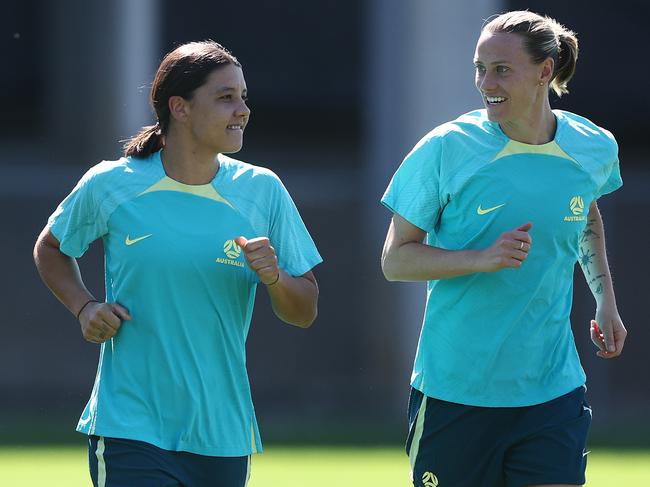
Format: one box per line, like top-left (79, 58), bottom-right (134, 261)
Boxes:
top-left (235, 236), bottom-right (280, 285)
top-left (590, 307), bottom-right (627, 359)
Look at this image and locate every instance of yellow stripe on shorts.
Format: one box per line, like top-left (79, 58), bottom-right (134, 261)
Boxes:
top-left (96, 436), bottom-right (107, 487)
top-left (244, 455), bottom-right (252, 487)
top-left (409, 395), bottom-right (428, 473)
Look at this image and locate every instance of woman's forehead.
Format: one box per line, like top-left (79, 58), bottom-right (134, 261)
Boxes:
top-left (203, 64), bottom-right (247, 90)
top-left (475, 32), bottom-right (527, 62)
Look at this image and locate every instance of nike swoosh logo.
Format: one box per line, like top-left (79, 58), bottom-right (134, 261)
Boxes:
top-left (477, 203), bottom-right (506, 215)
top-left (125, 234), bottom-right (153, 246)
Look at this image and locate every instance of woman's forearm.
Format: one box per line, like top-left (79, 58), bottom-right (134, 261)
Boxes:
top-left (381, 215), bottom-right (532, 282)
top-left (382, 242), bottom-right (483, 281)
top-left (266, 270), bottom-right (318, 328)
top-left (33, 229), bottom-right (95, 317)
top-left (578, 202), bottom-right (617, 307)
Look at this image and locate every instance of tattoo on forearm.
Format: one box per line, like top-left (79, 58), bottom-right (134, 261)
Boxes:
top-left (580, 219), bottom-right (600, 243)
top-left (588, 274), bottom-right (606, 295)
top-left (578, 246), bottom-right (595, 275)
top-left (578, 218), bottom-right (607, 295)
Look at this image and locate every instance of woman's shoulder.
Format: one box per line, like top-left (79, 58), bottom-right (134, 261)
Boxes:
top-left (419, 109), bottom-right (503, 146)
top-left (83, 154), bottom-right (158, 182)
top-left (555, 110), bottom-right (617, 146)
top-left (408, 110), bottom-right (504, 166)
top-left (68, 157), bottom-right (130, 195)
top-left (81, 156), bottom-right (128, 179)
top-left (218, 154), bottom-right (283, 188)
top-left (75, 153), bottom-right (163, 205)
top-left (554, 110), bottom-right (618, 165)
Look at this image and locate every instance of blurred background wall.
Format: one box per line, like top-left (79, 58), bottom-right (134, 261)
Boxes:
top-left (2, 0), bottom-right (648, 445)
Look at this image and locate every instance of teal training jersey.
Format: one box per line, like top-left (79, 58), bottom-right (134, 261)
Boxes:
top-left (382, 110), bottom-right (622, 407)
top-left (49, 151), bottom-right (322, 456)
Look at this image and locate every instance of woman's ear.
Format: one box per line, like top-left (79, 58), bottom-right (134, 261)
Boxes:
top-left (168, 95), bottom-right (190, 123)
top-left (540, 57), bottom-right (555, 85)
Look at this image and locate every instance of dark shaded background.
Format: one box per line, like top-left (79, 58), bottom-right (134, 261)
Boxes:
top-left (2, 0), bottom-right (648, 447)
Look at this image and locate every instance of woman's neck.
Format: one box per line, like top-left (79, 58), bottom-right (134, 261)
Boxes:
top-left (160, 135), bottom-right (220, 185)
top-left (500, 103), bottom-right (556, 145)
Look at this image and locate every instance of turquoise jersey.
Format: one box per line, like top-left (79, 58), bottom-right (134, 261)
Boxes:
top-left (381, 110), bottom-right (621, 407)
top-left (49, 151), bottom-right (322, 456)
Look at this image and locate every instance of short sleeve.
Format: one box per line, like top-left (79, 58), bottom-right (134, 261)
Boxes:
top-left (269, 179), bottom-right (322, 277)
top-left (559, 113), bottom-right (624, 201)
top-left (597, 159), bottom-right (622, 198)
top-left (381, 134), bottom-right (443, 233)
top-left (596, 131), bottom-right (622, 198)
top-left (48, 168), bottom-right (108, 258)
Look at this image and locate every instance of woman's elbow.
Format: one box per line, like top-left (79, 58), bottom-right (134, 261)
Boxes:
top-left (283, 307), bottom-right (317, 329)
top-left (381, 252), bottom-right (401, 282)
top-left (33, 227), bottom-right (57, 264)
top-left (33, 232), bottom-right (49, 267)
top-left (298, 308), bottom-right (318, 328)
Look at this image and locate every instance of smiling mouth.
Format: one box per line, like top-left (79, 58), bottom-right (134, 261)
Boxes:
top-left (485, 96), bottom-right (507, 105)
top-left (227, 124), bottom-right (244, 130)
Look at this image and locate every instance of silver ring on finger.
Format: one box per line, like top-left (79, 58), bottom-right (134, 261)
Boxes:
top-left (519, 241), bottom-right (524, 251)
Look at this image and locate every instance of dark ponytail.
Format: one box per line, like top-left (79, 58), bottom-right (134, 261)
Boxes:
top-left (123, 123), bottom-right (164, 158)
top-left (123, 40), bottom-right (241, 159)
top-left (483, 11), bottom-right (579, 98)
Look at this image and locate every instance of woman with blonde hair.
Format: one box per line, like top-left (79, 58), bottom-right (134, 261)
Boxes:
top-left (382, 11), bottom-right (626, 487)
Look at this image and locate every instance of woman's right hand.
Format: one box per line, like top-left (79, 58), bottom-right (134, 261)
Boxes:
top-left (477, 223), bottom-right (533, 272)
top-left (79, 302), bottom-right (131, 344)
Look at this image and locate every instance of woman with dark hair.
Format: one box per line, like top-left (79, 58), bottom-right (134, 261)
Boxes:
top-left (381, 11), bottom-right (626, 487)
top-left (34, 40), bottom-right (321, 486)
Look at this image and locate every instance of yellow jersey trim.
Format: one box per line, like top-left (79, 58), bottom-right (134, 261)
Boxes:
top-left (492, 140), bottom-right (576, 163)
top-left (139, 176), bottom-right (234, 208)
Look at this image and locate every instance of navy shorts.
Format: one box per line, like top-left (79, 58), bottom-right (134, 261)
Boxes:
top-left (88, 436), bottom-right (251, 487)
top-left (406, 386), bottom-right (592, 487)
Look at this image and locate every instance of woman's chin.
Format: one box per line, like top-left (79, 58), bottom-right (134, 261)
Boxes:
top-left (485, 105), bottom-right (508, 123)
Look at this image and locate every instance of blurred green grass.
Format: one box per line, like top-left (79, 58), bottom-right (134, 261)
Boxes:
top-left (0, 445), bottom-right (648, 486)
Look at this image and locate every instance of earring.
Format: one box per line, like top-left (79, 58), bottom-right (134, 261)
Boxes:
top-left (539, 82), bottom-right (544, 86)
